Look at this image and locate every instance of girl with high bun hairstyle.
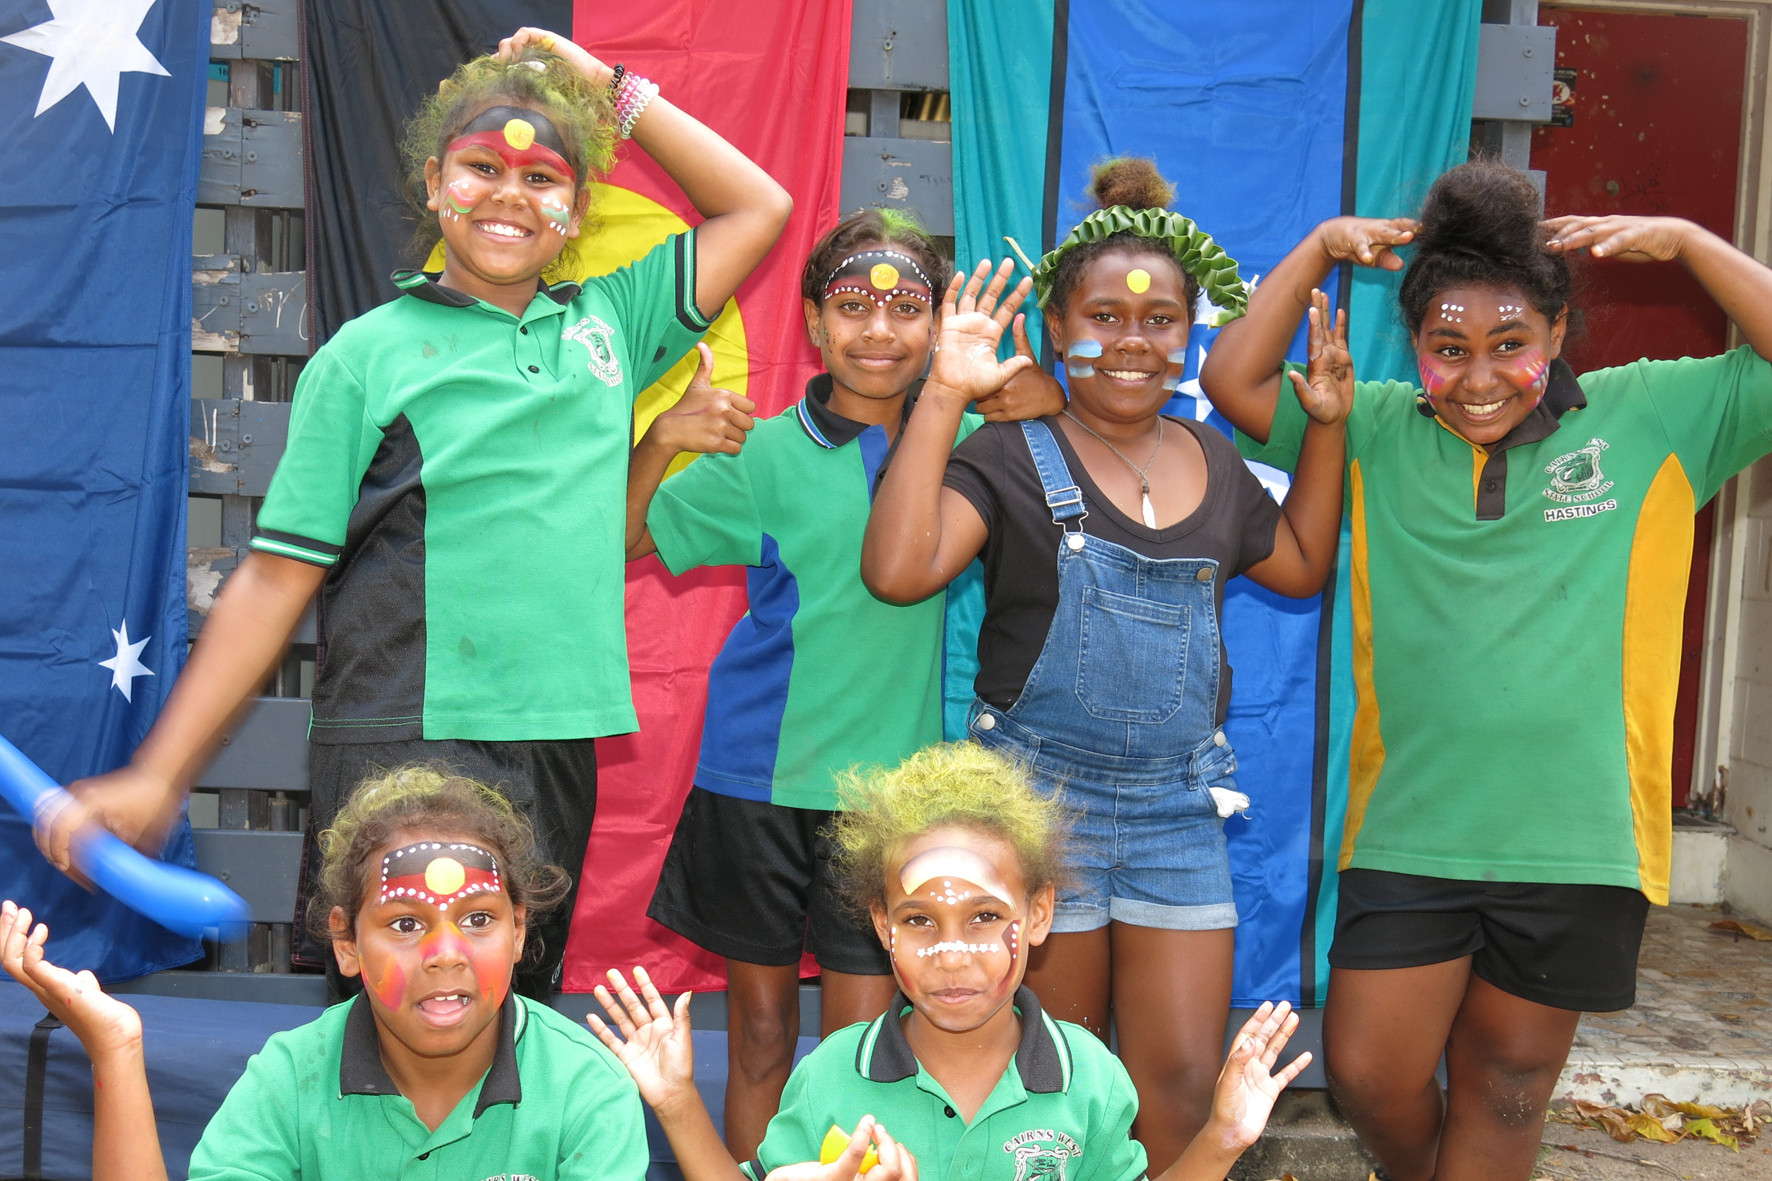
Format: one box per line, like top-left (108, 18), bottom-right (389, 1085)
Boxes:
top-left (863, 159), bottom-right (1353, 1170)
top-left (36, 27), bottom-right (792, 1002)
top-left (1202, 160), bottom-right (1772, 1181)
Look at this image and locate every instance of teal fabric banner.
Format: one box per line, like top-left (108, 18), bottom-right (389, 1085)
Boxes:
top-left (949, 0), bottom-right (1057, 363)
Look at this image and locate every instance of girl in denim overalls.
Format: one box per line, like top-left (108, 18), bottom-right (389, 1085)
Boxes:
top-left (863, 159), bottom-right (1352, 1172)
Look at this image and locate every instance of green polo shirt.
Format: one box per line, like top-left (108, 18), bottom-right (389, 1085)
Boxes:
top-left (739, 988), bottom-right (1146, 1181)
top-left (186, 993), bottom-right (647, 1180)
top-left (645, 377), bottom-right (982, 809)
top-left (252, 233), bottom-right (708, 742)
top-left (1242, 348), bottom-right (1772, 903)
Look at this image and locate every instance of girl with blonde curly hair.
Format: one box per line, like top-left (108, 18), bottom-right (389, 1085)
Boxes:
top-left (37, 28), bottom-right (791, 1001)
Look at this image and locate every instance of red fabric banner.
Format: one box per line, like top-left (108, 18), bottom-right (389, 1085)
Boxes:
top-left (563, 0), bottom-right (852, 992)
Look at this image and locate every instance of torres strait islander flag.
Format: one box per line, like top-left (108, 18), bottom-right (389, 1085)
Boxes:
top-left (950, 0), bottom-right (1482, 1005)
top-left (305, 0), bottom-right (850, 991)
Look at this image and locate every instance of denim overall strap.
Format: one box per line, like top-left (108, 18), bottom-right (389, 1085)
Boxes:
top-left (1019, 420), bottom-right (1088, 530)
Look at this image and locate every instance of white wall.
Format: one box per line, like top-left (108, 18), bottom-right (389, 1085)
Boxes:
top-left (1724, 456), bottom-right (1772, 923)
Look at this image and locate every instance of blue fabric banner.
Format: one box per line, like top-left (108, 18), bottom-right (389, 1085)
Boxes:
top-left (0, 0), bottom-right (208, 981)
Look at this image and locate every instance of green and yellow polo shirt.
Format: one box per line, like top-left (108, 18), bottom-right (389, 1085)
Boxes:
top-left (252, 233), bottom-right (708, 742)
top-left (187, 993), bottom-right (648, 1179)
top-left (1243, 348), bottom-right (1772, 902)
top-left (645, 376), bottom-right (981, 810)
top-left (740, 987), bottom-right (1147, 1181)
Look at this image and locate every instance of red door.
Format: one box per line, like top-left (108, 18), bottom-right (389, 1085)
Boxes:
top-left (1533, 7), bottom-right (1749, 806)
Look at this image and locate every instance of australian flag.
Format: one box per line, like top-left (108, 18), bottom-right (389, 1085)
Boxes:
top-left (0, 0), bottom-right (209, 980)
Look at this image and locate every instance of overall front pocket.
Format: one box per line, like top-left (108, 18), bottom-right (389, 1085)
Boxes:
top-left (1075, 585), bottom-right (1190, 723)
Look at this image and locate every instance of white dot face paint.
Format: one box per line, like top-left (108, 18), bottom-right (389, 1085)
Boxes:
top-left (915, 941), bottom-right (994, 958)
top-left (1497, 304), bottom-right (1526, 321)
top-left (1438, 301), bottom-right (1465, 324)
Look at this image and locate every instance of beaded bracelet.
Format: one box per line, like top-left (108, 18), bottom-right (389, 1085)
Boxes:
top-left (612, 70), bottom-right (658, 139)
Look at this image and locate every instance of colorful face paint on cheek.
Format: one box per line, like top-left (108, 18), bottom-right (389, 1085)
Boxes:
top-left (443, 179), bottom-right (477, 220)
top-left (1500, 349), bottom-right (1551, 408)
top-left (369, 957), bottom-right (407, 1010)
top-left (1417, 354), bottom-right (1452, 402)
top-left (540, 194), bottom-right (571, 236)
top-left (1161, 345), bottom-right (1187, 392)
top-left (1065, 337), bottom-right (1103, 380)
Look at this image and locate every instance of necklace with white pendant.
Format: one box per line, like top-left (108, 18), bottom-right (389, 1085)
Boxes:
top-left (1062, 410), bottom-right (1165, 528)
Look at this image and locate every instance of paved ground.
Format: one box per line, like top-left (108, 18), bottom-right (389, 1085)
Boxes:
top-left (1534, 1123), bottom-right (1772, 1180)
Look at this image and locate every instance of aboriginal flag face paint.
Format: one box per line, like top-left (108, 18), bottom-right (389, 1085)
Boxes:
top-left (380, 841), bottom-right (503, 908)
top-left (820, 249), bottom-right (934, 311)
top-left (445, 104), bottom-right (576, 185)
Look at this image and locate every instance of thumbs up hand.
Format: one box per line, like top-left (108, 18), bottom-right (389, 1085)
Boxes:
top-left (644, 342), bottom-right (756, 457)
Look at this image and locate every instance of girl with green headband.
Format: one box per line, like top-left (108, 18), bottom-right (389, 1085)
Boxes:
top-left (862, 158), bottom-right (1354, 1170)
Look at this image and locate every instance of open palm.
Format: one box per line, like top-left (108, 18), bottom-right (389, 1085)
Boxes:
top-left (1, 902), bottom-right (143, 1058)
top-left (927, 259), bottom-right (1035, 403)
top-left (1210, 1001), bottom-right (1312, 1149)
top-left (1286, 287), bottom-right (1353, 426)
top-left (586, 967), bottom-right (696, 1110)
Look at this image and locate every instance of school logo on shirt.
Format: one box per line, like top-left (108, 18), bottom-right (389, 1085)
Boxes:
top-left (1003, 1129), bottom-right (1081, 1181)
top-left (562, 315), bottom-right (623, 387)
top-left (1542, 437), bottom-right (1614, 504)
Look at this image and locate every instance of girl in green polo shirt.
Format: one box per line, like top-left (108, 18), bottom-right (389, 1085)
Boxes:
top-left (1201, 160), bottom-right (1772, 1181)
top-left (2, 767), bottom-right (651, 1179)
top-left (35, 26), bottom-right (791, 1001)
top-left (585, 743), bottom-right (1311, 1181)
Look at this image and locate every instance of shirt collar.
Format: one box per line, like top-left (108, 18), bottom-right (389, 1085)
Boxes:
top-left (856, 986), bottom-right (1070, 1094)
top-left (795, 373), bottom-right (919, 450)
top-left (338, 991), bottom-right (525, 1117)
top-left (390, 269), bottom-right (581, 310)
top-left (1485, 356), bottom-right (1587, 454)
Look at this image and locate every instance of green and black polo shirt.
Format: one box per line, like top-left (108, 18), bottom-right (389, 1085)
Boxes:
top-left (1243, 347), bottom-right (1772, 902)
top-left (186, 993), bottom-right (649, 1179)
top-left (741, 987), bottom-right (1147, 1181)
top-left (252, 233), bottom-right (708, 742)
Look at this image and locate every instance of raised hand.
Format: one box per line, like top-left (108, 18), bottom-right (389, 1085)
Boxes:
top-left (495, 27), bottom-right (614, 87)
top-left (926, 260), bottom-right (1036, 404)
top-left (1205, 1001), bottom-right (1312, 1153)
top-left (1, 901), bottom-right (143, 1059)
top-left (1543, 214), bottom-right (1693, 262)
top-left (1285, 288), bottom-right (1353, 426)
top-left (764, 1117), bottom-right (920, 1181)
top-left (587, 966), bottom-right (698, 1111)
top-left (643, 343), bottom-right (756, 457)
top-left (973, 313), bottom-right (1067, 423)
top-left (1315, 216), bottom-right (1416, 271)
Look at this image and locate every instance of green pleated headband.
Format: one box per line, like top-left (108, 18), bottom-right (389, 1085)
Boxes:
top-left (1007, 206), bottom-right (1251, 327)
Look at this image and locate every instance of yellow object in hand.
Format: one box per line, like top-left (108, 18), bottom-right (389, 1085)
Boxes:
top-left (819, 1124), bottom-right (879, 1174)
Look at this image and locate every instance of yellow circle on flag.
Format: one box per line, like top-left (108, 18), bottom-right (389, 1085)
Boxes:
top-left (1126, 268), bottom-right (1151, 294)
top-left (425, 857), bottom-right (467, 896)
top-left (503, 118), bottom-right (536, 150)
top-left (869, 262), bottom-right (899, 291)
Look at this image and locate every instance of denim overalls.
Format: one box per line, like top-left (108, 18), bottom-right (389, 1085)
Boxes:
top-left (967, 420), bottom-right (1241, 931)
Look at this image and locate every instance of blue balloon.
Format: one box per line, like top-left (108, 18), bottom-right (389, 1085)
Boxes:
top-left (0, 734), bottom-right (247, 937)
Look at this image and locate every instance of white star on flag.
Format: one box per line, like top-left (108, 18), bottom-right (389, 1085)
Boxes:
top-left (1, 0), bottom-right (169, 132)
top-left (98, 620), bottom-right (154, 702)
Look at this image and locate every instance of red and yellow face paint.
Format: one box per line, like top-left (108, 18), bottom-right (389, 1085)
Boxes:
top-left (368, 841), bottom-right (512, 1009)
top-left (445, 104), bottom-right (576, 183)
top-left (820, 249), bottom-right (935, 311)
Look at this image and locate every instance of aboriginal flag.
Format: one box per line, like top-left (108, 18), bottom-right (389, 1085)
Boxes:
top-left (950, 0), bottom-right (1482, 1006)
top-left (305, 0), bottom-right (850, 992)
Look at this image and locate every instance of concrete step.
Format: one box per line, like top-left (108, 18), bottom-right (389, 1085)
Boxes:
top-left (1228, 1090), bottom-right (1379, 1181)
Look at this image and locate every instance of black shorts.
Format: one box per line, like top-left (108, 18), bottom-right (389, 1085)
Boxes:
top-left (648, 787), bottom-right (890, 977)
top-left (294, 736), bottom-right (597, 1001)
top-left (1329, 869), bottom-right (1650, 1012)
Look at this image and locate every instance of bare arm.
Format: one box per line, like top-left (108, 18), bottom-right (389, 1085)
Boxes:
top-left (499, 30), bottom-right (793, 320)
top-left (862, 262), bottom-right (1033, 604)
top-left (1154, 1003), bottom-right (1311, 1181)
top-left (1242, 291), bottom-right (1351, 598)
top-left (1200, 217), bottom-right (1413, 444)
top-left (2, 903), bottom-right (170, 1181)
top-left (36, 552), bottom-right (323, 876)
top-left (626, 344), bottom-right (755, 560)
top-left (1545, 215), bottom-right (1772, 360)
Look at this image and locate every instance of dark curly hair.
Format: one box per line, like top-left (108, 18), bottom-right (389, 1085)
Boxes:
top-left (1399, 160), bottom-right (1576, 335)
top-left (800, 208), bottom-right (951, 303)
top-left (401, 48), bottom-right (617, 281)
top-left (306, 764), bottom-right (570, 967)
top-left (1046, 157), bottom-right (1199, 315)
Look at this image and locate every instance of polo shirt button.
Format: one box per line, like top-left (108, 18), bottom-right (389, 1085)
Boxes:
top-left (1195, 566), bottom-right (1213, 582)
top-left (528, 364), bottom-right (540, 373)
top-left (1214, 730), bottom-right (1227, 747)
top-left (520, 325), bottom-right (529, 334)
top-left (1483, 479), bottom-right (1497, 492)
top-left (944, 1105), bottom-right (956, 1118)
top-left (418, 1152), bottom-right (429, 1160)
top-left (977, 713), bottom-right (996, 731)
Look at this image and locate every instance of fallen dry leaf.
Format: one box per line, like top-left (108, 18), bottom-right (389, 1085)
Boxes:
top-left (1707, 918), bottom-right (1772, 940)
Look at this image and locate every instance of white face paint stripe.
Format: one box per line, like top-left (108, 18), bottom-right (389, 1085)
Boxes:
top-left (899, 846), bottom-right (1015, 903)
top-left (915, 941), bottom-right (996, 958)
